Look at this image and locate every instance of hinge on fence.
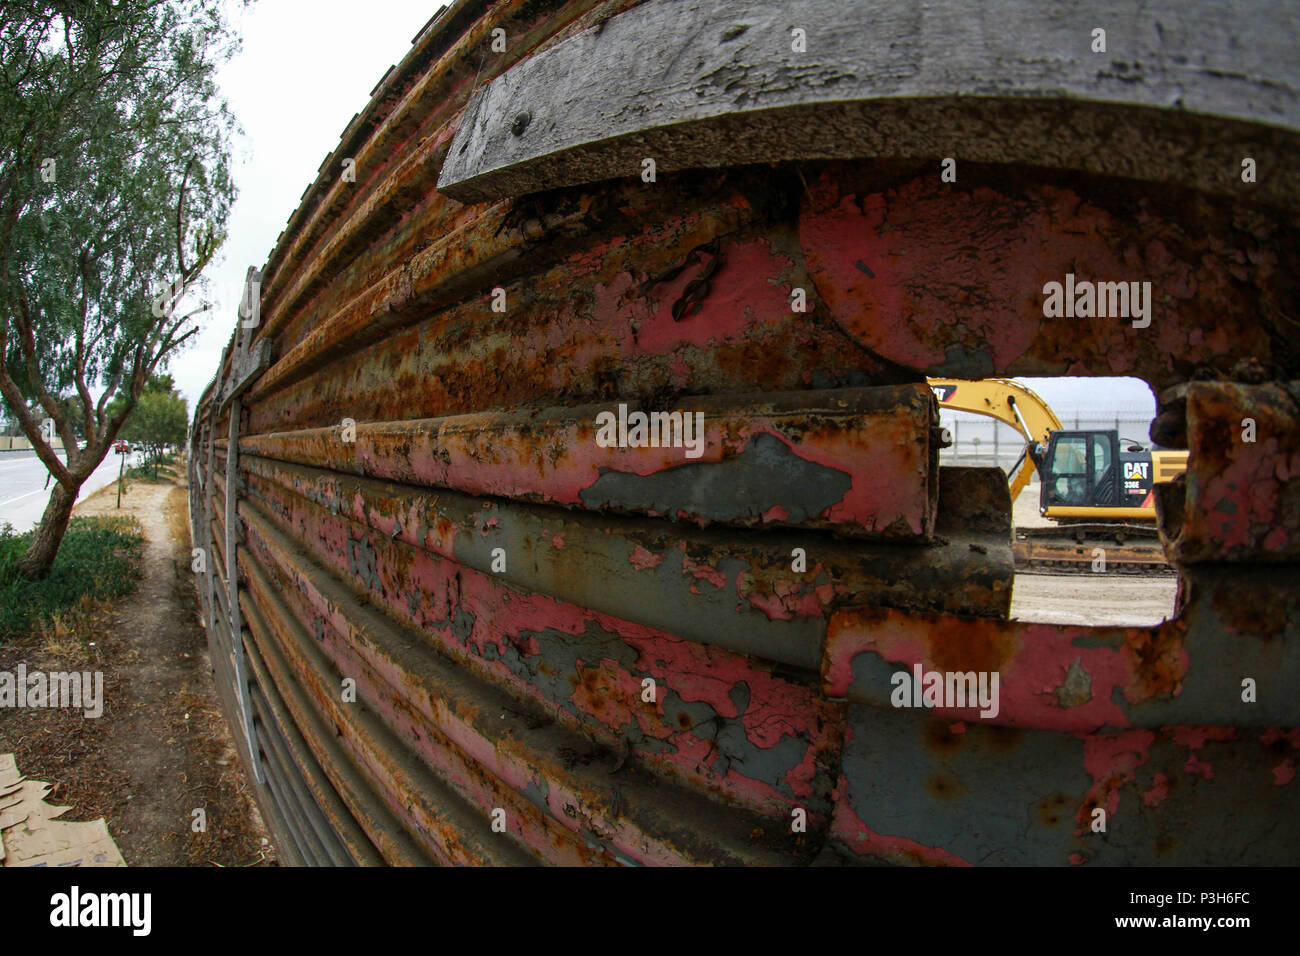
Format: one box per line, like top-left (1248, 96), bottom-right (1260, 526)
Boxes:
top-left (220, 267), bottom-right (272, 411)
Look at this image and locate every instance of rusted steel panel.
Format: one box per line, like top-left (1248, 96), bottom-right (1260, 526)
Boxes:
top-left (246, 500), bottom-right (826, 865)
top-left (798, 168), bottom-right (1299, 393)
top-left (256, 0), bottom-right (622, 352)
top-left (823, 564), bottom-right (1300, 732)
top-left (253, 702), bottom-right (342, 866)
top-left (238, 453), bottom-right (1011, 657)
top-left (247, 195), bottom-right (894, 435)
top-left (242, 386), bottom-right (939, 540)
top-left (242, 636), bottom-right (385, 866)
top-left (825, 705), bottom-right (1300, 866)
top-left (225, 397), bottom-right (261, 784)
top-left (244, 523), bottom-right (822, 865)
top-left (242, 546), bottom-right (610, 866)
top-left (248, 688), bottom-right (362, 866)
top-left (187, 0), bottom-right (1300, 866)
top-left (239, 588), bottom-right (437, 866)
top-left (1163, 381), bottom-right (1300, 563)
top-left (241, 492), bottom-right (844, 828)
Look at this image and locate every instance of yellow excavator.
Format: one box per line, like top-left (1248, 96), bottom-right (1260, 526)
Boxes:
top-left (928, 378), bottom-right (1188, 570)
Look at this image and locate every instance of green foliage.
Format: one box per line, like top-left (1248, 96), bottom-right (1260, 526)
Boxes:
top-left (0, 515), bottom-right (143, 642)
top-left (126, 451), bottom-right (177, 482)
top-left (2, 3), bottom-right (241, 399)
top-left (118, 375), bottom-right (188, 473)
top-left (0, 2), bottom-right (244, 576)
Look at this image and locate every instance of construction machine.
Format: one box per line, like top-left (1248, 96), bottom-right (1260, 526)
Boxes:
top-left (928, 378), bottom-right (1188, 570)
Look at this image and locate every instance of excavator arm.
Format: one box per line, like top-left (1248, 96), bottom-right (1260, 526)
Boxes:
top-left (928, 378), bottom-right (1064, 500)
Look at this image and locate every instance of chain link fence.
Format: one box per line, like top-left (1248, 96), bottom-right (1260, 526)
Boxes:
top-left (938, 411), bottom-right (1155, 472)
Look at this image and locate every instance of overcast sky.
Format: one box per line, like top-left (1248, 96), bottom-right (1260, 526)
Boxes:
top-left (166, 1), bottom-right (1155, 424)
top-left (168, 0), bottom-right (440, 411)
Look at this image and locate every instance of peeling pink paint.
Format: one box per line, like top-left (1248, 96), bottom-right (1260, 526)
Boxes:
top-left (830, 778), bottom-right (974, 867)
top-left (823, 607), bottom-right (1191, 731)
top-left (1142, 772), bottom-right (1171, 807)
top-left (245, 490), bottom-right (836, 821)
top-left (1079, 729), bottom-right (1155, 827)
top-left (239, 384), bottom-right (937, 541)
top-left (1170, 727), bottom-right (1237, 749)
top-left (682, 554), bottom-right (727, 590)
top-left (628, 545), bottom-right (663, 570)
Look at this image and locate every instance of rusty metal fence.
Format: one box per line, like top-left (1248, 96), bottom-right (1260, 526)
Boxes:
top-left (189, 0), bottom-right (1300, 865)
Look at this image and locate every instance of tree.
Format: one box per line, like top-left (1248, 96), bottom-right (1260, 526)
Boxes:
top-left (0, 2), bottom-right (242, 577)
top-left (111, 373), bottom-right (188, 477)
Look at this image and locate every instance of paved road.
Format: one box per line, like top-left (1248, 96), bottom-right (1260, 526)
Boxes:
top-left (0, 449), bottom-right (140, 534)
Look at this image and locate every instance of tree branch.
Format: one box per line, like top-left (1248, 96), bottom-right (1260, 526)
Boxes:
top-left (0, 324), bottom-right (71, 486)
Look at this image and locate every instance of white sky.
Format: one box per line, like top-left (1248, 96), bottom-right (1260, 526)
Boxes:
top-left (168, 0), bottom-right (440, 411)
top-left (163, 1), bottom-right (1154, 424)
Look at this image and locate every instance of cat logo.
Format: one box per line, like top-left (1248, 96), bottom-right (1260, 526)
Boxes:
top-left (1123, 461), bottom-right (1149, 480)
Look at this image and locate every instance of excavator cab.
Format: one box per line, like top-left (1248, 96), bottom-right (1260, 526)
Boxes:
top-left (1039, 430), bottom-right (1155, 519)
top-left (927, 376), bottom-right (1185, 523)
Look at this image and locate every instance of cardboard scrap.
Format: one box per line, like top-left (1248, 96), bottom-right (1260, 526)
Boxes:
top-left (0, 753), bottom-right (125, 867)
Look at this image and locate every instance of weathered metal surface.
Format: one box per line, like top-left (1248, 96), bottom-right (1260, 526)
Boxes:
top-left (825, 705), bottom-right (1299, 866)
top-left (188, 0), bottom-right (1300, 865)
top-left (242, 386), bottom-right (940, 539)
top-left (438, 0), bottom-right (1300, 208)
top-left (225, 397), bottom-right (261, 783)
top-left (241, 489), bottom-right (844, 823)
top-left (1162, 381), bottom-right (1300, 563)
top-left (798, 169), bottom-right (1299, 393)
top-left (245, 188), bottom-right (896, 434)
top-left (824, 564), bottom-right (1300, 732)
top-left (255, 0), bottom-right (618, 353)
top-left (241, 509), bottom-right (832, 864)
top-left (238, 453), bottom-right (1011, 669)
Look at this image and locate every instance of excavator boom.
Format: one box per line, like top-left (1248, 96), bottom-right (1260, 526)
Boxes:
top-left (928, 378), bottom-right (1063, 500)
top-left (928, 377), bottom-right (1192, 572)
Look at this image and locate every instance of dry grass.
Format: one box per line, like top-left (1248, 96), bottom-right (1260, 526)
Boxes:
top-left (0, 473), bottom-right (273, 866)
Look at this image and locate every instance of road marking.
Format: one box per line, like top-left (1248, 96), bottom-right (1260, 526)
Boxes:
top-left (0, 488), bottom-right (47, 507)
top-left (0, 456), bottom-right (66, 471)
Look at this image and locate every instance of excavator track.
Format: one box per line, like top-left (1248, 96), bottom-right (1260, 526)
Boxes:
top-left (189, 0), bottom-right (1300, 866)
top-left (1014, 523), bottom-right (1174, 574)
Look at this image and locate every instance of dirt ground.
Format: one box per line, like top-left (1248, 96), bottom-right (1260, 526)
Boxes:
top-left (0, 469), bottom-right (273, 866)
top-left (1009, 573), bottom-right (1178, 627)
top-left (1008, 478), bottom-right (1179, 627)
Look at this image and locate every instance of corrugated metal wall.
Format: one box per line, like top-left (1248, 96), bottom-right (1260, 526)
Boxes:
top-left (189, 0), bottom-right (1300, 865)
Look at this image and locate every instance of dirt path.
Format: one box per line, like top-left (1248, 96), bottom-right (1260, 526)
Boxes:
top-left (1009, 478), bottom-right (1180, 627)
top-left (0, 474), bottom-right (272, 866)
top-left (1010, 573), bottom-right (1179, 627)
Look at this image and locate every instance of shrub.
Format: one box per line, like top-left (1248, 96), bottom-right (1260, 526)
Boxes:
top-left (0, 515), bottom-right (143, 643)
